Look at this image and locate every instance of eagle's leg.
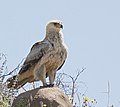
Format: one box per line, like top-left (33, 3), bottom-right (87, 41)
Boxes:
top-left (48, 71), bottom-right (56, 87)
top-left (40, 65), bottom-right (48, 87)
top-left (34, 65), bottom-right (47, 87)
top-left (42, 77), bottom-right (47, 86)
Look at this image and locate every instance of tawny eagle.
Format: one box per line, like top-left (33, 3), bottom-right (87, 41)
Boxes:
top-left (7, 20), bottom-right (67, 89)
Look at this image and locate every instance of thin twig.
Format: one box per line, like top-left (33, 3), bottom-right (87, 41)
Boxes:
top-left (0, 58), bottom-right (25, 78)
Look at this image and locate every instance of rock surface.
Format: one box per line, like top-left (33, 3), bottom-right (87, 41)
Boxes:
top-left (12, 86), bottom-right (72, 107)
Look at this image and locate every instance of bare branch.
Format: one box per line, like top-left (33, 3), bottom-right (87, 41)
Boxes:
top-left (56, 68), bottom-right (86, 104)
top-left (0, 58), bottom-right (25, 78)
top-left (74, 68), bottom-right (86, 82)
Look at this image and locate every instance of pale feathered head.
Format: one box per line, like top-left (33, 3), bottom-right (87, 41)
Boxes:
top-left (46, 20), bottom-right (63, 32)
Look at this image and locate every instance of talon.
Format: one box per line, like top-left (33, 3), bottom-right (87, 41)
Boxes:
top-left (47, 84), bottom-right (54, 87)
top-left (40, 84), bottom-right (48, 88)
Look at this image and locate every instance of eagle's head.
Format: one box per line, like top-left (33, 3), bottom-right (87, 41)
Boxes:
top-left (46, 20), bottom-right (63, 32)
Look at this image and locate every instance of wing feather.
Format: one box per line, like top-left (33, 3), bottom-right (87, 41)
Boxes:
top-left (19, 41), bottom-right (49, 74)
top-left (57, 60), bottom-right (65, 71)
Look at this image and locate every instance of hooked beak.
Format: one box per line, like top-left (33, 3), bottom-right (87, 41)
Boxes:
top-left (60, 24), bottom-right (63, 29)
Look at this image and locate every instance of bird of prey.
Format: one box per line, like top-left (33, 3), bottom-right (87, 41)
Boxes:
top-left (7, 20), bottom-right (67, 89)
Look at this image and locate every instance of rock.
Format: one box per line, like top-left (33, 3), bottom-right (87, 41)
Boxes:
top-left (12, 86), bottom-right (72, 107)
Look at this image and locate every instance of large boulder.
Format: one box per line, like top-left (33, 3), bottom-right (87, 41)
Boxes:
top-left (12, 86), bottom-right (72, 107)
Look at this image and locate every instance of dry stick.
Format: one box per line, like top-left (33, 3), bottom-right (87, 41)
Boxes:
top-left (60, 68), bottom-right (86, 104)
top-left (22, 87), bottom-right (27, 92)
top-left (0, 58), bottom-right (25, 78)
top-left (71, 68), bottom-right (86, 104)
top-left (107, 81), bottom-right (110, 107)
top-left (32, 82), bottom-right (35, 89)
top-left (0, 53), bottom-right (7, 80)
top-left (102, 81), bottom-right (110, 107)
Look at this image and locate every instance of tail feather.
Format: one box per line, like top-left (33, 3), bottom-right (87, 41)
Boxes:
top-left (7, 68), bottom-right (35, 89)
top-left (7, 75), bottom-right (32, 89)
top-left (7, 75), bottom-right (17, 88)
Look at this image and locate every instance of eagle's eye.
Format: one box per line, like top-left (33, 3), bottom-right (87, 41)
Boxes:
top-left (54, 23), bottom-right (58, 26)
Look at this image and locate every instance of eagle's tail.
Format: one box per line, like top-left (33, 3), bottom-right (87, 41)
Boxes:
top-left (7, 75), bottom-right (29, 89)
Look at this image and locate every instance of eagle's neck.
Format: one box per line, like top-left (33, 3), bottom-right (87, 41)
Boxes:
top-left (45, 31), bottom-right (64, 45)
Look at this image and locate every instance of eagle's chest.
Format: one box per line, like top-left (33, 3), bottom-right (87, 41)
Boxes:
top-left (43, 45), bottom-right (66, 72)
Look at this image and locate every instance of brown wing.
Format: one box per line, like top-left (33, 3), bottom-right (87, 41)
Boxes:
top-left (57, 60), bottom-right (65, 71)
top-left (19, 41), bottom-right (50, 74)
